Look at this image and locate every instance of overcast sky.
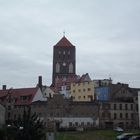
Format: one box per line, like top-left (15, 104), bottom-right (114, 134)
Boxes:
top-left (0, 0), bottom-right (140, 89)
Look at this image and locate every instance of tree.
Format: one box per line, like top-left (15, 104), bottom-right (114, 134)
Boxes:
top-left (6, 108), bottom-right (46, 140)
top-left (17, 108), bottom-right (46, 140)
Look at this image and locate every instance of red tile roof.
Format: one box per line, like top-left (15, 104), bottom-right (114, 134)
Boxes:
top-left (0, 87), bottom-right (39, 105)
top-left (55, 36), bottom-right (74, 47)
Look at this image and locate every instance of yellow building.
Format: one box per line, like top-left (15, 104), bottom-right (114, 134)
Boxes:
top-left (70, 74), bottom-right (94, 101)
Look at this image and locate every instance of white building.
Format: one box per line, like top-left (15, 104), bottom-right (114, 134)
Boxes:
top-left (48, 117), bottom-right (99, 129)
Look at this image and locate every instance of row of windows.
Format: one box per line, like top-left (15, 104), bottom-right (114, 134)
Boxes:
top-left (72, 88), bottom-right (91, 93)
top-left (113, 103), bottom-right (134, 110)
top-left (69, 122), bottom-right (94, 127)
top-left (72, 82), bottom-right (90, 86)
top-left (58, 51), bottom-right (71, 55)
top-left (102, 112), bottom-right (134, 119)
top-left (103, 103), bottom-right (135, 110)
top-left (72, 95), bottom-right (92, 100)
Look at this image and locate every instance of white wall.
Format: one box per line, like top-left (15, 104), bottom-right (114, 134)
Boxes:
top-left (48, 117), bottom-right (99, 128)
top-left (32, 88), bottom-right (47, 102)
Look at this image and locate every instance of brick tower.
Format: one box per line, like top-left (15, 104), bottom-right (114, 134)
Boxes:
top-left (52, 36), bottom-right (76, 84)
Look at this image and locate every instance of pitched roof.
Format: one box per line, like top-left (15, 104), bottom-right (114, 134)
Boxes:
top-left (0, 87), bottom-right (39, 105)
top-left (55, 36), bottom-right (74, 47)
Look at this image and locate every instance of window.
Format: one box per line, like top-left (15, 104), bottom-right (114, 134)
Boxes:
top-left (102, 113), bottom-right (105, 118)
top-left (78, 96), bottom-right (81, 99)
top-left (131, 113), bottom-right (134, 119)
top-left (131, 104), bottom-right (133, 110)
top-left (114, 104), bottom-right (116, 110)
top-left (119, 104), bottom-right (122, 110)
top-left (14, 114), bottom-right (16, 119)
top-left (120, 113), bottom-right (123, 119)
top-left (56, 63), bottom-right (60, 73)
top-left (125, 113), bottom-right (128, 119)
top-left (81, 122), bottom-right (84, 126)
top-left (8, 112), bottom-right (11, 118)
top-left (78, 89), bottom-right (81, 92)
top-left (88, 88), bottom-right (91, 91)
top-left (69, 63), bottom-right (73, 73)
top-left (108, 113), bottom-right (111, 119)
top-left (75, 122), bottom-right (78, 126)
top-left (8, 106), bottom-right (11, 110)
top-left (69, 122), bottom-right (72, 127)
top-left (125, 104), bottom-right (128, 110)
top-left (114, 113), bottom-right (117, 119)
top-left (73, 90), bottom-right (75, 93)
top-left (87, 122), bottom-right (90, 126)
top-left (83, 89), bottom-right (86, 92)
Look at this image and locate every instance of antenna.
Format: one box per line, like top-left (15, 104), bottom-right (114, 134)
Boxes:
top-left (63, 30), bottom-right (65, 37)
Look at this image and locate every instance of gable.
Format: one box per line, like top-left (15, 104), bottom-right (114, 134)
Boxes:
top-left (32, 88), bottom-right (47, 102)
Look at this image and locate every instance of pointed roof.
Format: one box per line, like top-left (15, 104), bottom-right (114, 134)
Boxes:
top-left (55, 36), bottom-right (74, 47)
top-left (0, 87), bottom-right (39, 105)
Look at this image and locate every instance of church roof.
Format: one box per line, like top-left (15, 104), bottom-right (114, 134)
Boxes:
top-left (55, 36), bottom-right (74, 47)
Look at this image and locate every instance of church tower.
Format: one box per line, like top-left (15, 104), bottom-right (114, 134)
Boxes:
top-left (52, 36), bottom-right (76, 84)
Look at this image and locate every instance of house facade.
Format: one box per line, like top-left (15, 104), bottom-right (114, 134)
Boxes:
top-left (0, 104), bottom-right (5, 127)
top-left (70, 73), bottom-right (94, 101)
top-left (0, 86), bottom-right (45, 123)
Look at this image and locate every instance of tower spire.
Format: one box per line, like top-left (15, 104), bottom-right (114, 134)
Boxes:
top-left (63, 30), bottom-right (65, 37)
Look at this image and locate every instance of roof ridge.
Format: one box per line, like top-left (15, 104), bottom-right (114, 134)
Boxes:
top-left (55, 36), bottom-right (74, 47)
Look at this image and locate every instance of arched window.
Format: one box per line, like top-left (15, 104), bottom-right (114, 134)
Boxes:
top-left (69, 63), bottom-right (73, 73)
top-left (56, 63), bottom-right (60, 73)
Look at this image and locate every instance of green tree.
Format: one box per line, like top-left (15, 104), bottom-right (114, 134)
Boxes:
top-left (16, 108), bottom-right (46, 140)
top-left (5, 108), bottom-right (46, 140)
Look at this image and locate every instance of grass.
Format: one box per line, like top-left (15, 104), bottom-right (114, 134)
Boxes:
top-left (57, 129), bottom-right (140, 140)
top-left (56, 130), bottom-right (119, 140)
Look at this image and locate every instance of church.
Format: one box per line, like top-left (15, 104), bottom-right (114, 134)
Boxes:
top-left (52, 36), bottom-right (76, 85)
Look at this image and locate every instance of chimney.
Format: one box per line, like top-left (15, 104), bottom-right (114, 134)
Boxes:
top-left (2, 85), bottom-right (7, 90)
top-left (38, 76), bottom-right (42, 90)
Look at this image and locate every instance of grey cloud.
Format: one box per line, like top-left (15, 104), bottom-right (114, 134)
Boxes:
top-left (0, 0), bottom-right (140, 88)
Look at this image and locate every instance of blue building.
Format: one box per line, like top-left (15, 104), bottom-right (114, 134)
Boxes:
top-left (95, 87), bottom-right (110, 101)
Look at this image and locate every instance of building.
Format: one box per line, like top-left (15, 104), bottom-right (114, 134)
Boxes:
top-left (53, 76), bottom-right (78, 98)
top-left (138, 91), bottom-right (140, 128)
top-left (70, 73), bottom-right (94, 101)
top-left (99, 101), bottom-right (137, 129)
top-left (95, 87), bottom-right (110, 101)
top-left (93, 78), bottom-right (112, 88)
top-left (52, 36), bottom-right (76, 84)
top-left (42, 86), bottom-right (56, 98)
top-left (99, 83), bottom-right (139, 129)
top-left (31, 94), bottom-right (99, 129)
top-left (0, 86), bottom-right (45, 123)
top-left (0, 104), bottom-right (5, 127)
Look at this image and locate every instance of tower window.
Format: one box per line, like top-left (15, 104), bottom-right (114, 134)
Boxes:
top-left (69, 63), bottom-right (73, 73)
top-left (56, 63), bottom-right (60, 73)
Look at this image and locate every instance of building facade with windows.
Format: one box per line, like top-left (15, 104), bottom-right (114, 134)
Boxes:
top-left (99, 102), bottom-right (138, 129)
top-left (31, 94), bottom-right (99, 129)
top-left (52, 36), bottom-right (76, 85)
top-left (70, 73), bottom-right (94, 101)
top-left (0, 86), bottom-right (45, 123)
top-left (0, 104), bottom-right (5, 127)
